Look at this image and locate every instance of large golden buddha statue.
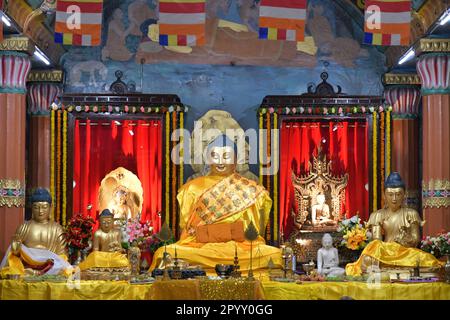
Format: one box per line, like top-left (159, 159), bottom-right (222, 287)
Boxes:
top-left (346, 173), bottom-right (443, 276)
top-left (0, 188), bottom-right (71, 276)
top-left (150, 135), bottom-right (282, 272)
top-left (79, 209), bottom-right (129, 271)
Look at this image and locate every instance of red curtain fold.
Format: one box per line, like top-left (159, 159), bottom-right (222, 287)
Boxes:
top-left (279, 119), bottom-right (369, 237)
top-left (73, 118), bottom-right (162, 232)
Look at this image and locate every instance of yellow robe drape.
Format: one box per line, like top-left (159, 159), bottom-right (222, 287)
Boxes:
top-left (345, 240), bottom-right (444, 276)
top-left (78, 251), bottom-right (130, 270)
top-left (150, 174), bottom-right (282, 272)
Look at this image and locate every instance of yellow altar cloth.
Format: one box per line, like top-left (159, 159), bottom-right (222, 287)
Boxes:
top-left (78, 251), bottom-right (130, 271)
top-left (345, 240), bottom-right (444, 276)
top-left (1, 279), bottom-right (449, 300)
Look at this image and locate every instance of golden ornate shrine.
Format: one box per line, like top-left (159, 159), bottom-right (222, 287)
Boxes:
top-left (291, 149), bottom-right (348, 230)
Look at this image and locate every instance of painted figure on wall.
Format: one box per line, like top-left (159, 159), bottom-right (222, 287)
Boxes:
top-left (102, 8), bottom-right (134, 61)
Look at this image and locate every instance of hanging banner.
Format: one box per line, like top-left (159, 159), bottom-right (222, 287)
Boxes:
top-left (158, 0), bottom-right (206, 47)
top-left (55, 0), bottom-right (104, 46)
top-left (258, 0), bottom-right (307, 42)
top-left (364, 0), bottom-right (411, 46)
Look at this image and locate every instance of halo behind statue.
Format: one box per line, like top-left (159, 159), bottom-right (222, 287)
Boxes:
top-left (98, 167), bottom-right (144, 219)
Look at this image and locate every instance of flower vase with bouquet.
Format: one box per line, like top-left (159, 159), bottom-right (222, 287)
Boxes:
top-left (65, 213), bottom-right (95, 265)
top-left (336, 215), bottom-right (372, 264)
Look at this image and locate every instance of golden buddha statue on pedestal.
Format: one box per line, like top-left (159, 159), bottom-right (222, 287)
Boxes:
top-left (0, 188), bottom-right (71, 277)
top-left (346, 173), bottom-right (443, 276)
top-left (150, 135), bottom-right (282, 273)
top-left (79, 209), bottom-right (129, 272)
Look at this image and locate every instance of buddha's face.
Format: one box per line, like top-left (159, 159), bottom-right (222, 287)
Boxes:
top-left (208, 146), bottom-right (236, 176)
top-left (100, 217), bottom-right (114, 233)
top-left (32, 202), bottom-right (50, 223)
top-left (322, 235), bottom-right (333, 249)
top-left (385, 187), bottom-right (405, 212)
top-left (317, 194), bottom-right (326, 205)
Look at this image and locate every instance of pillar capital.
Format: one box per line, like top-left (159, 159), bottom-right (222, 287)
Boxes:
top-left (27, 69), bottom-right (64, 83)
top-left (383, 73), bottom-right (421, 86)
top-left (26, 70), bottom-right (63, 115)
top-left (0, 39), bottom-right (32, 94)
top-left (383, 86), bottom-right (421, 117)
top-left (0, 36), bottom-right (35, 55)
top-left (414, 38), bottom-right (450, 57)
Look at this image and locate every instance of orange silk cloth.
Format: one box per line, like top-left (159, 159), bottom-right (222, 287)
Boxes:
top-left (150, 173), bottom-right (282, 271)
top-left (346, 240), bottom-right (444, 276)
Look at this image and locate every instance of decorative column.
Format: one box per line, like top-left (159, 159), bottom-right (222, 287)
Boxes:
top-left (383, 74), bottom-right (421, 210)
top-left (0, 37), bottom-right (33, 258)
top-left (26, 71), bottom-right (62, 203)
top-left (416, 38), bottom-right (450, 236)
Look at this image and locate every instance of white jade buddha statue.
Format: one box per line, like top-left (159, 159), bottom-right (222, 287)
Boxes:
top-left (317, 233), bottom-right (345, 277)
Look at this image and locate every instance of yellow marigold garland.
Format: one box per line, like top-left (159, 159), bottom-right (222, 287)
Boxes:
top-left (273, 112), bottom-right (278, 242)
top-left (172, 111), bottom-right (177, 236)
top-left (56, 111), bottom-right (61, 222)
top-left (165, 111), bottom-right (170, 225)
top-left (50, 110), bottom-right (55, 221)
top-left (266, 112), bottom-right (271, 240)
top-left (386, 109), bottom-right (391, 177)
top-left (62, 111), bottom-right (67, 226)
top-left (259, 112), bottom-right (263, 186)
top-left (179, 111), bottom-right (184, 188)
top-left (372, 111), bottom-right (377, 212)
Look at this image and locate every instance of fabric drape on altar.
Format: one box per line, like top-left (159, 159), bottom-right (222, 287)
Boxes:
top-left (279, 119), bottom-right (369, 236)
top-left (73, 119), bottom-right (162, 230)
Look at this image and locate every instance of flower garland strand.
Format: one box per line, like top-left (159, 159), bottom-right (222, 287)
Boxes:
top-left (56, 111), bottom-right (62, 223)
top-left (266, 112), bottom-right (271, 241)
top-left (50, 110), bottom-right (55, 221)
top-left (62, 111), bottom-right (67, 226)
top-left (165, 112), bottom-right (170, 225)
top-left (179, 111), bottom-right (184, 189)
top-left (273, 112), bottom-right (278, 242)
top-left (259, 112), bottom-right (263, 186)
top-left (372, 111), bottom-right (377, 212)
top-left (386, 108), bottom-right (391, 177)
top-left (172, 111), bottom-right (177, 236)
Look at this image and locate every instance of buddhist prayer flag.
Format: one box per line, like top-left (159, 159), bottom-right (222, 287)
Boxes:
top-left (364, 0), bottom-right (411, 46)
top-left (258, 0), bottom-right (307, 42)
top-left (158, 0), bottom-right (206, 47)
top-left (55, 0), bottom-right (104, 46)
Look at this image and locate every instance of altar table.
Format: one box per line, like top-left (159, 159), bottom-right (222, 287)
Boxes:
top-left (1, 280), bottom-right (449, 300)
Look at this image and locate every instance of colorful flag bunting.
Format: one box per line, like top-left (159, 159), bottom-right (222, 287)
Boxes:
top-left (364, 0), bottom-right (411, 46)
top-left (55, 0), bottom-right (103, 46)
top-left (259, 0), bottom-right (307, 42)
top-left (158, 0), bottom-right (206, 47)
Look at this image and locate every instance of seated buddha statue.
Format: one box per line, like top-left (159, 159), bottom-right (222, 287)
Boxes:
top-left (317, 233), bottom-right (345, 277)
top-left (78, 209), bottom-right (129, 271)
top-left (311, 194), bottom-right (334, 226)
top-left (150, 135), bottom-right (282, 272)
top-left (0, 188), bottom-right (71, 277)
top-left (346, 172), bottom-right (443, 276)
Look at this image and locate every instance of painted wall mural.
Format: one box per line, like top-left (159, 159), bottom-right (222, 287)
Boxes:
top-left (61, 0), bottom-right (387, 177)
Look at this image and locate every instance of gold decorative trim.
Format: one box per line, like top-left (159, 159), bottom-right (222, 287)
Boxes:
top-left (0, 36), bottom-right (34, 54)
top-left (415, 38), bottom-right (450, 55)
top-left (27, 70), bottom-right (64, 83)
top-left (383, 73), bottom-right (421, 85)
top-left (0, 179), bottom-right (25, 208)
top-left (422, 179), bottom-right (450, 209)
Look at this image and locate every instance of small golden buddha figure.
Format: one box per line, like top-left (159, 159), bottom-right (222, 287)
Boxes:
top-left (79, 209), bottom-right (129, 271)
top-left (0, 188), bottom-right (71, 276)
top-left (346, 173), bottom-right (443, 276)
top-left (150, 135), bottom-right (282, 272)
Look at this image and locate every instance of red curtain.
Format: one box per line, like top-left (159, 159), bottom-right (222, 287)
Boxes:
top-left (279, 119), bottom-right (369, 237)
top-left (73, 118), bottom-right (162, 231)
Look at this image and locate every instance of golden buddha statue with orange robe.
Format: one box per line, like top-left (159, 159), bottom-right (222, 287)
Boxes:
top-left (0, 188), bottom-right (71, 276)
top-left (150, 135), bottom-right (282, 272)
top-left (79, 209), bottom-right (129, 271)
top-left (346, 172), bottom-right (443, 276)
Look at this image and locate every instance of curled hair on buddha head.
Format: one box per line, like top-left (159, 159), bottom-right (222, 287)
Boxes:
top-left (100, 209), bottom-right (114, 218)
top-left (384, 172), bottom-right (405, 190)
top-left (31, 188), bottom-right (52, 204)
